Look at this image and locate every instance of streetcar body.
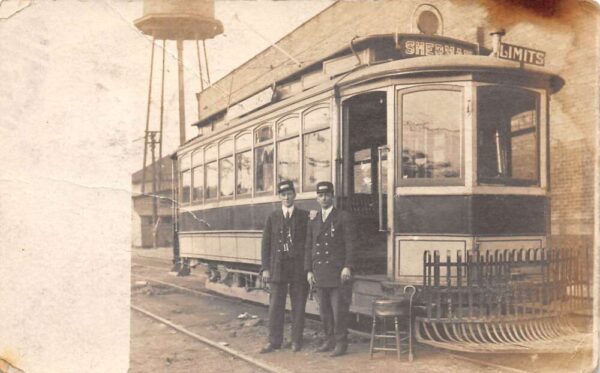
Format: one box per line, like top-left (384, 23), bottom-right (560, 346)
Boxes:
top-left (176, 31), bottom-right (562, 302)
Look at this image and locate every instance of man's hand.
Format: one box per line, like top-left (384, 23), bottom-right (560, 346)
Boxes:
top-left (307, 271), bottom-right (316, 286)
top-left (261, 270), bottom-right (270, 283)
top-left (341, 267), bottom-right (351, 282)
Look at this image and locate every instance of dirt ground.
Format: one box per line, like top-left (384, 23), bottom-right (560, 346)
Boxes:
top-left (130, 248), bottom-right (594, 373)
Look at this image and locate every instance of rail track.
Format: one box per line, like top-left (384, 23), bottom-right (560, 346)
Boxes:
top-left (131, 304), bottom-right (290, 373)
top-left (131, 262), bottom-right (537, 373)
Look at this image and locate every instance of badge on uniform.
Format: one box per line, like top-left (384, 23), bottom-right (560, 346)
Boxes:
top-left (309, 210), bottom-right (318, 220)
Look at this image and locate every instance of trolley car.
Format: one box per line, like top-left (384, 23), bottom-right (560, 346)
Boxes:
top-left (170, 4), bottom-right (595, 352)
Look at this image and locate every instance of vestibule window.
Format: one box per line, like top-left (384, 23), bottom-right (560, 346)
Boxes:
top-left (303, 106), bottom-right (331, 191)
top-left (179, 153), bottom-right (191, 204)
top-left (191, 149), bottom-right (203, 202)
top-left (398, 87), bottom-right (462, 185)
top-left (235, 133), bottom-right (252, 196)
top-left (477, 86), bottom-right (539, 186)
top-left (255, 124), bottom-right (274, 193)
top-left (276, 116), bottom-right (300, 190)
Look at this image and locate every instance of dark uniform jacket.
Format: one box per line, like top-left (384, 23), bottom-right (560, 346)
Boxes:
top-left (261, 208), bottom-right (309, 283)
top-left (304, 208), bottom-right (355, 288)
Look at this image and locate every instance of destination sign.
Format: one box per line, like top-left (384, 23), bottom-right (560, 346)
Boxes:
top-left (498, 42), bottom-right (545, 66)
top-left (396, 34), bottom-right (478, 58)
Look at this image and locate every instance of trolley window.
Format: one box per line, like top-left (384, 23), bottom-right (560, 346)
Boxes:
top-left (398, 87), bottom-right (463, 185)
top-left (204, 145), bottom-right (217, 199)
top-left (192, 166), bottom-right (203, 202)
top-left (303, 106), bottom-right (331, 191)
top-left (219, 139), bottom-right (234, 198)
top-left (181, 170), bottom-right (191, 204)
top-left (255, 124), bottom-right (274, 194)
top-left (277, 137), bottom-right (300, 189)
top-left (236, 133), bottom-right (252, 196)
top-left (277, 116), bottom-right (299, 138)
top-left (191, 149), bottom-right (203, 202)
top-left (179, 153), bottom-right (191, 204)
top-left (477, 86), bottom-right (539, 186)
top-left (276, 116), bottom-right (300, 190)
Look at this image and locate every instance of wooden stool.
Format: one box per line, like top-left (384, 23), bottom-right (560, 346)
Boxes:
top-left (369, 285), bottom-right (416, 361)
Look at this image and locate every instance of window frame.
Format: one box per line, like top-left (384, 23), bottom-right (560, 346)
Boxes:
top-left (396, 84), bottom-right (465, 187)
top-left (204, 144), bottom-right (218, 201)
top-left (275, 114), bottom-right (301, 191)
top-left (235, 131), bottom-right (253, 198)
top-left (218, 138), bottom-right (235, 200)
top-left (254, 123), bottom-right (275, 196)
top-left (179, 152), bottom-right (192, 205)
top-left (301, 104), bottom-right (332, 192)
top-left (475, 84), bottom-right (541, 187)
top-left (191, 148), bottom-right (204, 204)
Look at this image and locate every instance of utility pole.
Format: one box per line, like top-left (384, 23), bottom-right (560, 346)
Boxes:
top-left (149, 131), bottom-right (159, 250)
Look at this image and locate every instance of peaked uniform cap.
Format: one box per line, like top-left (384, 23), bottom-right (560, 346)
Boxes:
top-left (277, 180), bottom-right (295, 194)
top-left (316, 181), bottom-right (334, 194)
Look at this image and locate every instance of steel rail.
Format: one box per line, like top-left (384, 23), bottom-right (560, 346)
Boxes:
top-left (442, 352), bottom-right (533, 373)
top-left (131, 274), bottom-right (218, 299)
top-left (131, 304), bottom-right (291, 373)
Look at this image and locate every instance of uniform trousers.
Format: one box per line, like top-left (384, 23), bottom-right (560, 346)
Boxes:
top-left (267, 280), bottom-right (308, 347)
top-left (317, 283), bottom-right (352, 345)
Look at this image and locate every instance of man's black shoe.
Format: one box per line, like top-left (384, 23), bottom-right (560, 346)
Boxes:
top-left (315, 340), bottom-right (335, 352)
top-left (291, 343), bottom-right (302, 352)
top-left (259, 343), bottom-right (280, 354)
top-left (330, 344), bottom-right (348, 357)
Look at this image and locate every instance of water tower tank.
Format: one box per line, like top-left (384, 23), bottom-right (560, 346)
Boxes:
top-left (134, 0), bottom-right (223, 40)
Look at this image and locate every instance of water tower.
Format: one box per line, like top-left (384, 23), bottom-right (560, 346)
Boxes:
top-left (135, 0), bottom-right (223, 252)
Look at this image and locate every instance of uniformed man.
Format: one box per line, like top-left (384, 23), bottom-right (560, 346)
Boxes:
top-left (305, 181), bottom-right (355, 357)
top-left (260, 180), bottom-right (309, 353)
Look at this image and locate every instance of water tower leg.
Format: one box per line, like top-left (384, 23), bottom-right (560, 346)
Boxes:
top-left (177, 39), bottom-right (186, 145)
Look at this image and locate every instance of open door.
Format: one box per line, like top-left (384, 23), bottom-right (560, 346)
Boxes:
top-left (340, 91), bottom-right (388, 274)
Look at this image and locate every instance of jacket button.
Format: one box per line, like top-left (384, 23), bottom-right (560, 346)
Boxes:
top-left (325, 261), bottom-right (329, 264)
top-left (318, 261), bottom-right (321, 265)
top-left (325, 243), bottom-right (328, 246)
top-left (316, 252), bottom-right (320, 255)
top-left (325, 251), bottom-right (329, 254)
top-left (316, 243), bottom-right (320, 246)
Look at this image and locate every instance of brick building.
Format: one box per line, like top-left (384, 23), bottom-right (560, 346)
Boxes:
top-left (131, 155), bottom-right (176, 248)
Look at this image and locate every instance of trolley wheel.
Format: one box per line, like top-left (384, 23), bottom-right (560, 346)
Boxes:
top-left (207, 268), bottom-right (220, 282)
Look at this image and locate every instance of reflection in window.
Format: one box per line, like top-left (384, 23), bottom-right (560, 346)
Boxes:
top-left (277, 138), bottom-right (299, 189)
top-left (236, 151), bottom-right (252, 195)
top-left (181, 170), bottom-right (191, 203)
top-left (255, 145), bottom-right (274, 193)
top-left (401, 89), bottom-right (461, 180)
top-left (303, 129), bottom-right (331, 191)
top-left (353, 148), bottom-right (373, 194)
top-left (205, 161), bottom-right (217, 199)
top-left (219, 156), bottom-right (234, 197)
top-left (255, 125), bottom-right (273, 143)
top-left (478, 86), bottom-right (539, 185)
top-left (192, 166), bottom-right (203, 202)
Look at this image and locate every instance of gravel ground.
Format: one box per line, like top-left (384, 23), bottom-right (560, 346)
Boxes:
top-left (130, 248), bottom-right (594, 373)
